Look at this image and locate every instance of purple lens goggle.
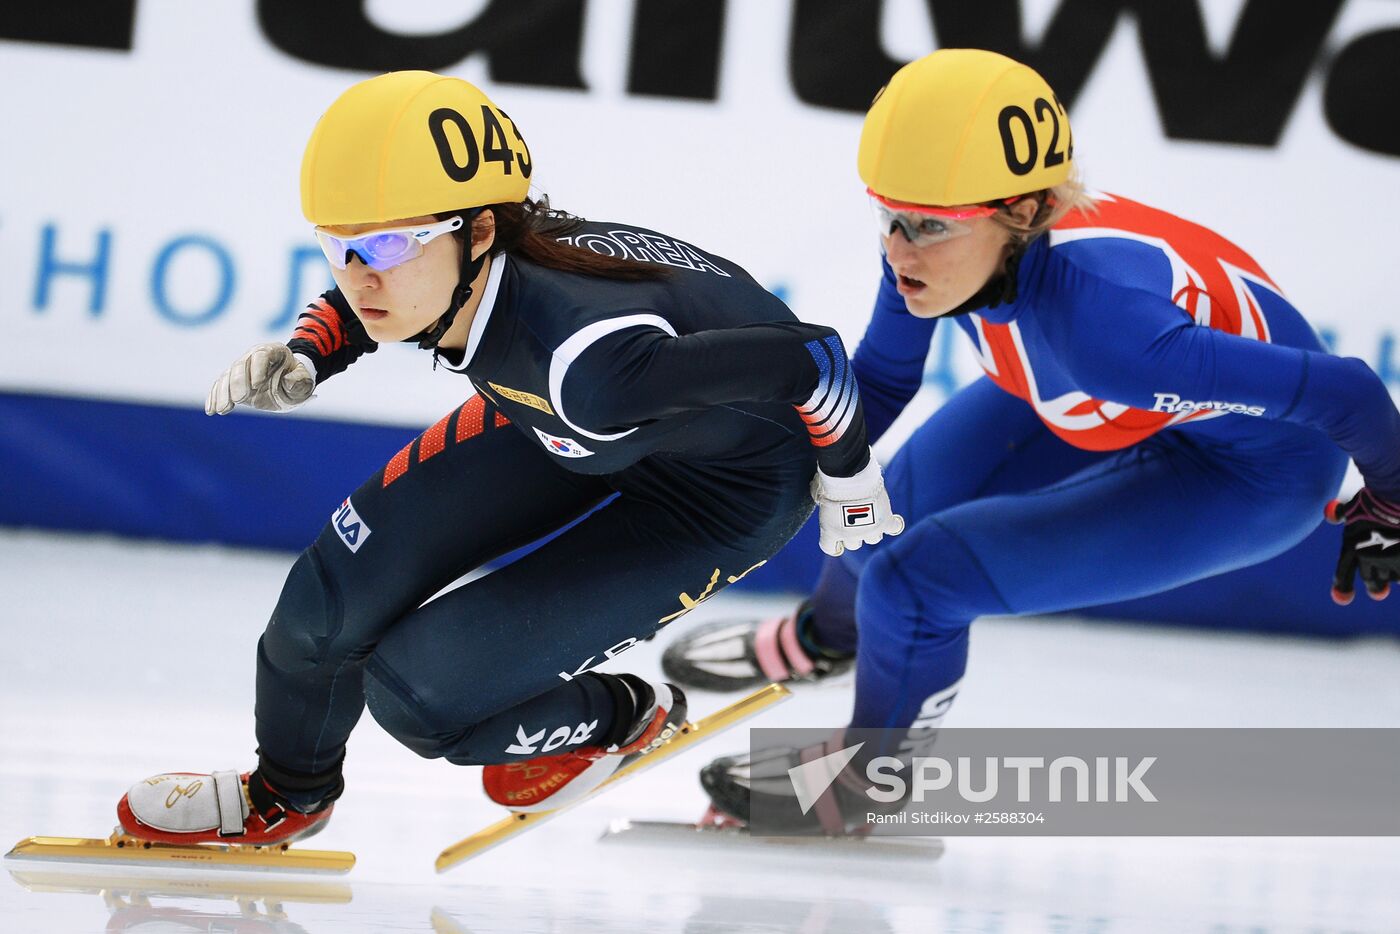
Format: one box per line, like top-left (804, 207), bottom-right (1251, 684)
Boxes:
top-left (314, 216), bottom-right (465, 271)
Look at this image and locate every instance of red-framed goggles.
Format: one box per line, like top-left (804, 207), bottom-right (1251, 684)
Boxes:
top-left (868, 189), bottom-right (1018, 247)
top-left (314, 216), bottom-right (465, 271)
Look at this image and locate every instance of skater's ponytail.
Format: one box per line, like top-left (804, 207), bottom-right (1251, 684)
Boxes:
top-left (446, 197), bottom-right (674, 283)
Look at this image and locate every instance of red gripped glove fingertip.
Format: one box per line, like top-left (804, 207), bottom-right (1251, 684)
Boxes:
top-left (1330, 586), bottom-right (1354, 606)
top-left (1323, 500), bottom-right (1345, 524)
top-left (1367, 584), bottom-right (1391, 602)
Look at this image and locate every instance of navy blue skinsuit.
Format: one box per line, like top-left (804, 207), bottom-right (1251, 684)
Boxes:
top-left (257, 219), bottom-right (868, 800)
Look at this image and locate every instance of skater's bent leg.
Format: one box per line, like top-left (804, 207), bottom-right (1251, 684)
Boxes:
top-left (851, 519), bottom-right (1008, 736)
top-left (805, 378), bottom-right (1105, 653)
top-left (850, 434), bottom-right (1344, 744)
top-left (804, 558), bottom-right (860, 653)
top-left (363, 458), bottom-right (816, 765)
top-left (255, 399), bottom-right (609, 800)
top-left (364, 666), bottom-right (627, 765)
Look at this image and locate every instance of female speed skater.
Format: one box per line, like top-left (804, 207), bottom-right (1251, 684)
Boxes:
top-left (663, 49), bottom-right (1400, 831)
top-left (112, 71), bottom-right (902, 847)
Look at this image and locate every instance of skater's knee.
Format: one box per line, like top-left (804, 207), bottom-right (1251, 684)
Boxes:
top-left (363, 658), bottom-right (464, 760)
top-left (857, 550), bottom-right (929, 638)
top-left (857, 521), bottom-right (1002, 638)
top-left (261, 547), bottom-right (341, 673)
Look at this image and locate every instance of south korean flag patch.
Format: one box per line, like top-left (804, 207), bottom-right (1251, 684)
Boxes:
top-left (842, 502), bottom-right (875, 527)
top-left (533, 427), bottom-right (594, 458)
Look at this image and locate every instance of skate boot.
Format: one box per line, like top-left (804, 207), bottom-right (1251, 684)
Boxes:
top-left (117, 769), bottom-right (336, 846)
top-left (483, 674), bottom-right (687, 813)
top-left (661, 602), bottom-right (853, 692)
top-left (700, 732), bottom-right (905, 835)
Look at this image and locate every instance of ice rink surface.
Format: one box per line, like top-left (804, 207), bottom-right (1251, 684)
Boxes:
top-left (4, 529), bottom-right (1400, 933)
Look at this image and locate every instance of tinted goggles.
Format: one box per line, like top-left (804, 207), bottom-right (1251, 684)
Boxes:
top-left (868, 189), bottom-right (1014, 247)
top-left (314, 216), bottom-right (465, 271)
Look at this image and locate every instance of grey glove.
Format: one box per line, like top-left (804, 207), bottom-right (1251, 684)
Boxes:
top-left (206, 343), bottom-right (315, 415)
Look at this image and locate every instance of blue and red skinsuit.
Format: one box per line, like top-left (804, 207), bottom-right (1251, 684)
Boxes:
top-left (812, 194), bottom-right (1400, 736)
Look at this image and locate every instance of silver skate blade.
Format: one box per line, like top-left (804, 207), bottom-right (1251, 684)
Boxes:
top-left (599, 819), bottom-right (945, 861)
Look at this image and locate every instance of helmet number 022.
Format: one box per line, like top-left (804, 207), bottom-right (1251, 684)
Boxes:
top-left (997, 96), bottom-right (1072, 177)
top-left (428, 105), bottom-right (533, 183)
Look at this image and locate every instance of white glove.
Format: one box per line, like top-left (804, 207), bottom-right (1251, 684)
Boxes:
top-left (811, 455), bottom-right (905, 557)
top-left (206, 343), bottom-right (316, 415)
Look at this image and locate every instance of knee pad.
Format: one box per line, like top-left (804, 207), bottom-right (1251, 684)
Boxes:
top-left (260, 546), bottom-right (342, 676)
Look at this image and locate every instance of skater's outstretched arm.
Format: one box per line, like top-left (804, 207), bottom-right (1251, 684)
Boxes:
top-left (561, 318), bottom-right (905, 555)
top-left (1049, 260), bottom-right (1400, 500)
top-left (562, 320), bottom-right (872, 478)
top-left (205, 288), bottom-right (377, 415)
top-left (1052, 259), bottom-right (1400, 603)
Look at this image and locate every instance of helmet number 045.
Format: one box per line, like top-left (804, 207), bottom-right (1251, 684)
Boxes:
top-left (428, 105), bottom-right (532, 183)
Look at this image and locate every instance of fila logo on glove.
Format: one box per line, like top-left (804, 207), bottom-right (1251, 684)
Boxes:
top-left (507, 720), bottom-right (599, 755)
top-left (843, 503), bottom-right (876, 527)
top-left (333, 497), bottom-right (372, 552)
top-left (1152, 393), bottom-right (1264, 416)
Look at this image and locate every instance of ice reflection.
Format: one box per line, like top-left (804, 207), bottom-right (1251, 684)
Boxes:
top-left (429, 892), bottom-right (900, 934)
top-left (8, 867), bottom-right (350, 933)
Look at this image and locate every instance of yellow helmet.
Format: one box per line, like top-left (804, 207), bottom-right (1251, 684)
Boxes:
top-left (301, 71), bottom-right (532, 226)
top-left (858, 49), bottom-right (1072, 207)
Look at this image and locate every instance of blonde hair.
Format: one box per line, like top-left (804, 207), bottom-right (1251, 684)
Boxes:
top-left (991, 169), bottom-right (1097, 244)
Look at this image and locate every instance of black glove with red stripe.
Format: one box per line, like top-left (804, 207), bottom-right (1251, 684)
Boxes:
top-left (1325, 488), bottom-right (1400, 604)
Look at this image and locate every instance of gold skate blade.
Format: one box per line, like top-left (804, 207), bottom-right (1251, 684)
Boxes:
top-left (436, 682), bottom-right (792, 872)
top-left (6, 833), bottom-right (355, 874)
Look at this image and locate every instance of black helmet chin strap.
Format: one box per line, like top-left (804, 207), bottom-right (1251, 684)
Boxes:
top-left (939, 193), bottom-right (1051, 319)
top-left (417, 250), bottom-right (489, 368)
top-left (412, 208), bottom-right (487, 368)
